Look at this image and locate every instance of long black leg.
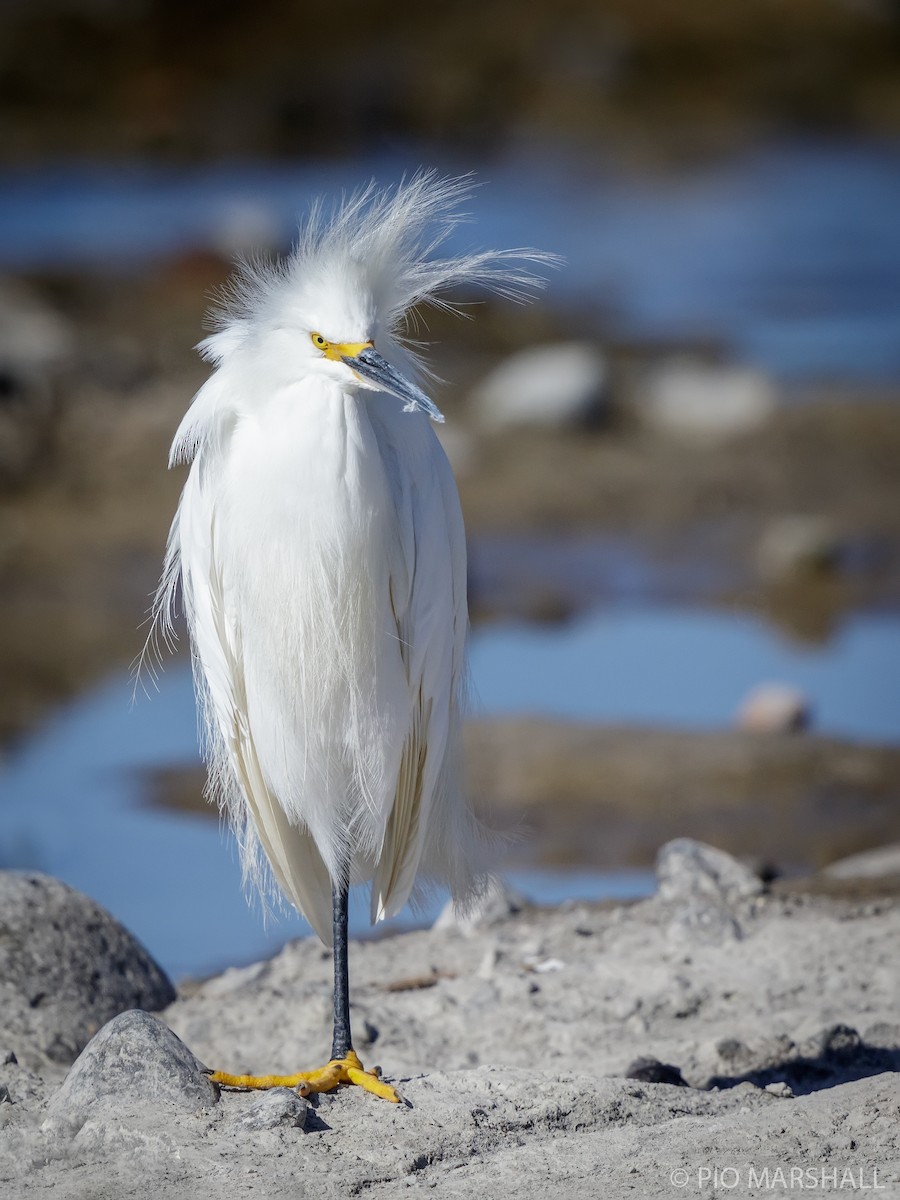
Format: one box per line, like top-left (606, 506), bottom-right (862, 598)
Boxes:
top-left (330, 877), bottom-right (352, 1060)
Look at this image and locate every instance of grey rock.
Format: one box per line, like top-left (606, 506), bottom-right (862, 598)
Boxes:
top-left (765, 1081), bottom-right (794, 1098)
top-left (0, 282), bottom-right (73, 372)
top-left (824, 843), bottom-right (900, 881)
top-left (471, 342), bottom-right (609, 430)
top-left (757, 515), bottom-right (843, 580)
top-left (656, 840), bottom-right (764, 907)
top-left (712, 1033), bottom-right (796, 1078)
top-left (48, 1011), bottom-right (217, 1129)
top-left (656, 840), bottom-right (764, 944)
top-left (798, 1023), bottom-right (861, 1063)
top-left (0, 871), bottom-right (176, 1066)
top-left (624, 1057), bottom-right (688, 1087)
top-left (639, 359), bottom-right (776, 443)
top-left (862, 1021), bottom-right (900, 1049)
top-left (231, 1087), bottom-right (309, 1132)
top-left (0, 282), bottom-right (72, 490)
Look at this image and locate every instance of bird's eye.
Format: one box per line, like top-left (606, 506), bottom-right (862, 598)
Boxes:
top-left (311, 333), bottom-right (328, 350)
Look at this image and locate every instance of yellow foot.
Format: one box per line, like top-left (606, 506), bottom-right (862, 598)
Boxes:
top-left (209, 1049), bottom-right (400, 1103)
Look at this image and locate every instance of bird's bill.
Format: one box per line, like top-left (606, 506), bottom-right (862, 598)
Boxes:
top-left (341, 346), bottom-right (445, 424)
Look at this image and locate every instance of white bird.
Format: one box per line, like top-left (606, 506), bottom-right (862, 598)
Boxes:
top-left (151, 173), bottom-right (553, 1101)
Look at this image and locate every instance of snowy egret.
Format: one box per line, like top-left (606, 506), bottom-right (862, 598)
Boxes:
top-left (152, 173), bottom-right (553, 1102)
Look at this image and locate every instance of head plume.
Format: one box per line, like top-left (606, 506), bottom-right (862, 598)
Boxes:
top-left (199, 171), bottom-right (558, 364)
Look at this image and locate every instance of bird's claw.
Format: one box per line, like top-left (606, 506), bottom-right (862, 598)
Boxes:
top-left (209, 1049), bottom-right (400, 1103)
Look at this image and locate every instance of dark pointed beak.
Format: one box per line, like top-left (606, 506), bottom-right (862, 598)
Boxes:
top-left (341, 347), bottom-right (444, 424)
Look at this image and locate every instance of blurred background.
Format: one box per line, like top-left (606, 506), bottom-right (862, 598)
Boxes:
top-left (2, 0), bottom-right (899, 980)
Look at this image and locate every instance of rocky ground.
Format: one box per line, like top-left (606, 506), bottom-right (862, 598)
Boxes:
top-left (2, 841), bottom-right (899, 1198)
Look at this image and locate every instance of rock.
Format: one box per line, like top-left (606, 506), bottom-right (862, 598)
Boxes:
top-left (757, 516), bottom-right (843, 580)
top-left (798, 1023), bottom-right (862, 1064)
top-left (0, 871), bottom-right (176, 1066)
top-left (0, 281), bottom-right (73, 373)
top-left (0, 281), bottom-right (73, 491)
top-left (736, 683), bottom-right (811, 733)
top-left (471, 342), bottom-right (609, 430)
top-left (656, 839), bottom-right (764, 943)
top-left (48, 1011), bottom-right (217, 1129)
top-left (639, 359), bottom-right (776, 442)
top-left (824, 843), bottom-right (900, 881)
top-left (656, 839), bottom-right (765, 907)
top-left (231, 1087), bottom-right (309, 1132)
top-left (624, 1057), bottom-right (688, 1087)
top-left (765, 1081), bottom-right (793, 1097)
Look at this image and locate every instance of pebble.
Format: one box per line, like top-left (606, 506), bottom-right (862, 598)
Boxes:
top-left (737, 683), bottom-right (811, 733)
top-left (471, 342), bottom-right (609, 430)
top-left (0, 282), bottom-right (73, 489)
top-left (639, 359), bottom-right (776, 442)
top-left (824, 844), bottom-right (900, 881)
top-left (230, 1087), bottom-right (309, 1132)
top-left (765, 1081), bottom-right (794, 1098)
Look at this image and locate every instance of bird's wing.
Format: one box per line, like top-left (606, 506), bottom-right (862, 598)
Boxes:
top-left (369, 418), bottom-right (468, 923)
top-left (176, 462), bottom-right (335, 944)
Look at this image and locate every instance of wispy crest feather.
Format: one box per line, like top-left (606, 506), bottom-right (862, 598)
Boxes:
top-left (201, 170), bottom-right (557, 360)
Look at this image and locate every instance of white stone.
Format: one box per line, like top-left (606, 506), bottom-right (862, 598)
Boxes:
top-left (737, 684), bottom-right (811, 734)
top-left (824, 843), bottom-right (900, 881)
top-left (764, 1081), bottom-right (794, 1098)
top-left (0, 282), bottom-right (73, 371)
top-left (471, 342), bottom-right (608, 430)
top-left (640, 359), bottom-right (776, 442)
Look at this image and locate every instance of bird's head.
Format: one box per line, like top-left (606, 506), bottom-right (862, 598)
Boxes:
top-left (176, 173), bottom-right (558, 460)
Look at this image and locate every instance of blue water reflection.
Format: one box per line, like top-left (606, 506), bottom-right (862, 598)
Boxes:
top-left (0, 660), bottom-right (651, 979)
top-left (469, 607), bottom-right (900, 743)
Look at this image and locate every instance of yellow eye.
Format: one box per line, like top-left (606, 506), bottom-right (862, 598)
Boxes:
top-left (311, 332), bottom-right (328, 350)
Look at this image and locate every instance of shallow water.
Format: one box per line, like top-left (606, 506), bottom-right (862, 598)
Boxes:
top-left (1, 139), bottom-right (899, 380)
top-left (1, 603), bottom-right (896, 978)
top-left (470, 606), bottom-right (900, 743)
top-left (0, 658), bottom-right (652, 980)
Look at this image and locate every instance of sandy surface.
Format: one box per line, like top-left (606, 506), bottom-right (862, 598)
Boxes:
top-left (2, 842), bottom-right (898, 1198)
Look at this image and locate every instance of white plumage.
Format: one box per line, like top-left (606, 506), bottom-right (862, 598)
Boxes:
top-left (152, 173), bottom-right (551, 946)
